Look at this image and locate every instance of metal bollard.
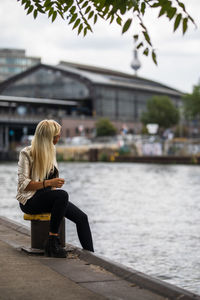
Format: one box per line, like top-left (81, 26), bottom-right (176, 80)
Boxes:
top-left (31, 218), bottom-right (65, 249)
top-left (22, 214), bottom-right (65, 254)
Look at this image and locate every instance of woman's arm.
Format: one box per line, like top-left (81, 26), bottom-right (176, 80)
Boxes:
top-left (18, 150), bottom-right (65, 192)
top-left (25, 178), bottom-right (65, 191)
top-left (18, 151), bottom-right (32, 193)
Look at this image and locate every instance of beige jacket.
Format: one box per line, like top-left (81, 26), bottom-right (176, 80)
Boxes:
top-left (16, 146), bottom-right (58, 205)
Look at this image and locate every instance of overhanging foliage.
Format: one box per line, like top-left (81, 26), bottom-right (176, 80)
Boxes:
top-left (17, 0), bottom-right (196, 64)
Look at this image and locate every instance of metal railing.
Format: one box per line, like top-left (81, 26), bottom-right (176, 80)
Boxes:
top-left (0, 113), bottom-right (59, 123)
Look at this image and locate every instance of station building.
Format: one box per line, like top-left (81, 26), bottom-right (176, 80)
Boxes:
top-left (0, 61), bottom-right (183, 141)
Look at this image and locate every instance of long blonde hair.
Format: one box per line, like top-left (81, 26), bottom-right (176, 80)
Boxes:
top-left (31, 119), bottom-right (61, 181)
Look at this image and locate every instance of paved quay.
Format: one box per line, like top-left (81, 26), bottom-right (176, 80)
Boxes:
top-left (0, 216), bottom-right (199, 300)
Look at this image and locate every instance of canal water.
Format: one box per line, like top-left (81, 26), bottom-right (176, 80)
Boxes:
top-left (0, 162), bottom-right (200, 295)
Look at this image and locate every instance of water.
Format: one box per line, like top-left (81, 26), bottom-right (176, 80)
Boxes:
top-left (0, 162), bottom-right (200, 295)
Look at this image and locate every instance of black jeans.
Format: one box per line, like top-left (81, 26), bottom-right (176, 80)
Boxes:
top-left (20, 188), bottom-right (94, 252)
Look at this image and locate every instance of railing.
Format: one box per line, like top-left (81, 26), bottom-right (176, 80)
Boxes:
top-left (0, 112), bottom-right (97, 123)
top-left (0, 113), bottom-right (59, 123)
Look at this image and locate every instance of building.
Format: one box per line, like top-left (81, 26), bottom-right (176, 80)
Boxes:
top-left (0, 61), bottom-right (183, 142)
top-left (0, 94), bottom-right (77, 151)
top-left (0, 48), bottom-right (41, 82)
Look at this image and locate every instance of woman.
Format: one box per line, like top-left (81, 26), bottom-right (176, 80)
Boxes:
top-left (17, 119), bottom-right (94, 258)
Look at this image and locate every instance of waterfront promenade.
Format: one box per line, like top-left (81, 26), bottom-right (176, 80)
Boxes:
top-left (0, 216), bottom-right (199, 300)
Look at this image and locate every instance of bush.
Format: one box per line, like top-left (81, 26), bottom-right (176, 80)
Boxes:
top-left (95, 118), bottom-right (117, 137)
top-left (141, 96), bottom-right (179, 129)
top-left (99, 152), bottom-right (109, 161)
top-left (118, 145), bottom-right (131, 155)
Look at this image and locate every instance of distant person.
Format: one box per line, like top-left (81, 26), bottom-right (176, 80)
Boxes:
top-left (17, 119), bottom-right (94, 258)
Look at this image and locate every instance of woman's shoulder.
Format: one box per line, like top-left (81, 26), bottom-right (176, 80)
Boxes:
top-left (18, 146), bottom-right (33, 166)
top-left (20, 146), bottom-right (32, 159)
top-left (20, 145), bottom-right (32, 154)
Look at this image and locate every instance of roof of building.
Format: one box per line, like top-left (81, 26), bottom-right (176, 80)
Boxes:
top-left (58, 61), bottom-right (183, 96)
top-left (0, 62), bottom-right (183, 97)
top-left (0, 95), bottom-right (77, 106)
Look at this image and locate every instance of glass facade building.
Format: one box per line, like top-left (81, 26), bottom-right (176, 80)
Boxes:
top-left (0, 49), bottom-right (41, 82)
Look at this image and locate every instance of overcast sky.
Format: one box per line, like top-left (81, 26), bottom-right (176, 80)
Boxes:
top-left (0, 0), bottom-right (199, 93)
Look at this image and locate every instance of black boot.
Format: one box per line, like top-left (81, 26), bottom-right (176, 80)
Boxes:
top-left (44, 235), bottom-right (67, 258)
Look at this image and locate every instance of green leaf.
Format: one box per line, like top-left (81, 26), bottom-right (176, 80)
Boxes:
top-left (44, 0), bottom-right (52, 7)
top-left (45, 5), bottom-right (51, 11)
top-left (188, 15), bottom-right (195, 24)
top-left (88, 11), bottom-right (94, 20)
top-left (141, 2), bottom-right (146, 15)
top-left (63, 0), bottom-right (73, 12)
top-left (58, 10), bottom-right (64, 20)
top-left (139, 22), bottom-right (146, 31)
top-left (151, 3), bottom-right (160, 8)
top-left (36, 6), bottom-right (45, 14)
top-left (25, 1), bottom-right (31, 10)
top-left (167, 7), bottom-right (177, 20)
top-left (133, 4), bottom-right (139, 13)
top-left (33, 9), bottom-right (38, 19)
top-left (132, 0), bottom-right (138, 7)
top-left (55, 1), bottom-right (62, 11)
top-left (158, 7), bottom-right (166, 18)
top-left (143, 48), bottom-right (149, 56)
top-left (85, 6), bottom-right (91, 14)
top-left (78, 23), bottom-right (83, 35)
top-left (73, 18), bottom-right (81, 29)
top-left (142, 31), bottom-right (152, 46)
top-left (102, 6), bottom-right (109, 17)
top-left (52, 11), bottom-right (57, 22)
top-left (110, 15), bottom-right (114, 24)
top-left (152, 50), bottom-right (157, 65)
top-left (182, 17), bottom-right (188, 34)
top-left (69, 13), bottom-right (77, 24)
top-left (87, 24), bottom-right (93, 33)
top-left (106, 12), bottom-right (111, 20)
top-left (116, 16), bottom-right (122, 26)
top-left (82, 1), bottom-right (89, 9)
top-left (67, 0), bottom-right (74, 7)
top-left (48, 8), bottom-right (54, 18)
top-left (174, 13), bottom-right (182, 32)
top-left (44, 0), bottom-right (54, 8)
top-left (94, 14), bottom-right (98, 24)
top-left (178, 1), bottom-right (185, 11)
top-left (70, 6), bottom-right (76, 14)
top-left (136, 42), bottom-right (143, 49)
top-left (95, 0), bottom-right (106, 11)
top-left (27, 5), bottom-right (34, 15)
top-left (84, 27), bottom-right (87, 36)
top-left (122, 18), bottom-right (132, 34)
top-left (119, 3), bottom-right (126, 15)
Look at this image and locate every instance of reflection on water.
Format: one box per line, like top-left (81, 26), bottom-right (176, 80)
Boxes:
top-left (0, 162), bottom-right (200, 295)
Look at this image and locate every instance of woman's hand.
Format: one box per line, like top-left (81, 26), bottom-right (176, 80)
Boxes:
top-left (47, 178), bottom-right (65, 188)
top-left (25, 178), bottom-right (65, 191)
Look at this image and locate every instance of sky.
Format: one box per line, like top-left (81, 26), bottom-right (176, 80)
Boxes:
top-left (0, 0), bottom-right (199, 93)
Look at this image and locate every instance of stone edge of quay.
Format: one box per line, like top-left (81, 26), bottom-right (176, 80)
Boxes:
top-left (0, 215), bottom-right (199, 300)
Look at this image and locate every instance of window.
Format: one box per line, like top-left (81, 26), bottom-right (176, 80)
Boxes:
top-left (0, 57), bottom-right (6, 64)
